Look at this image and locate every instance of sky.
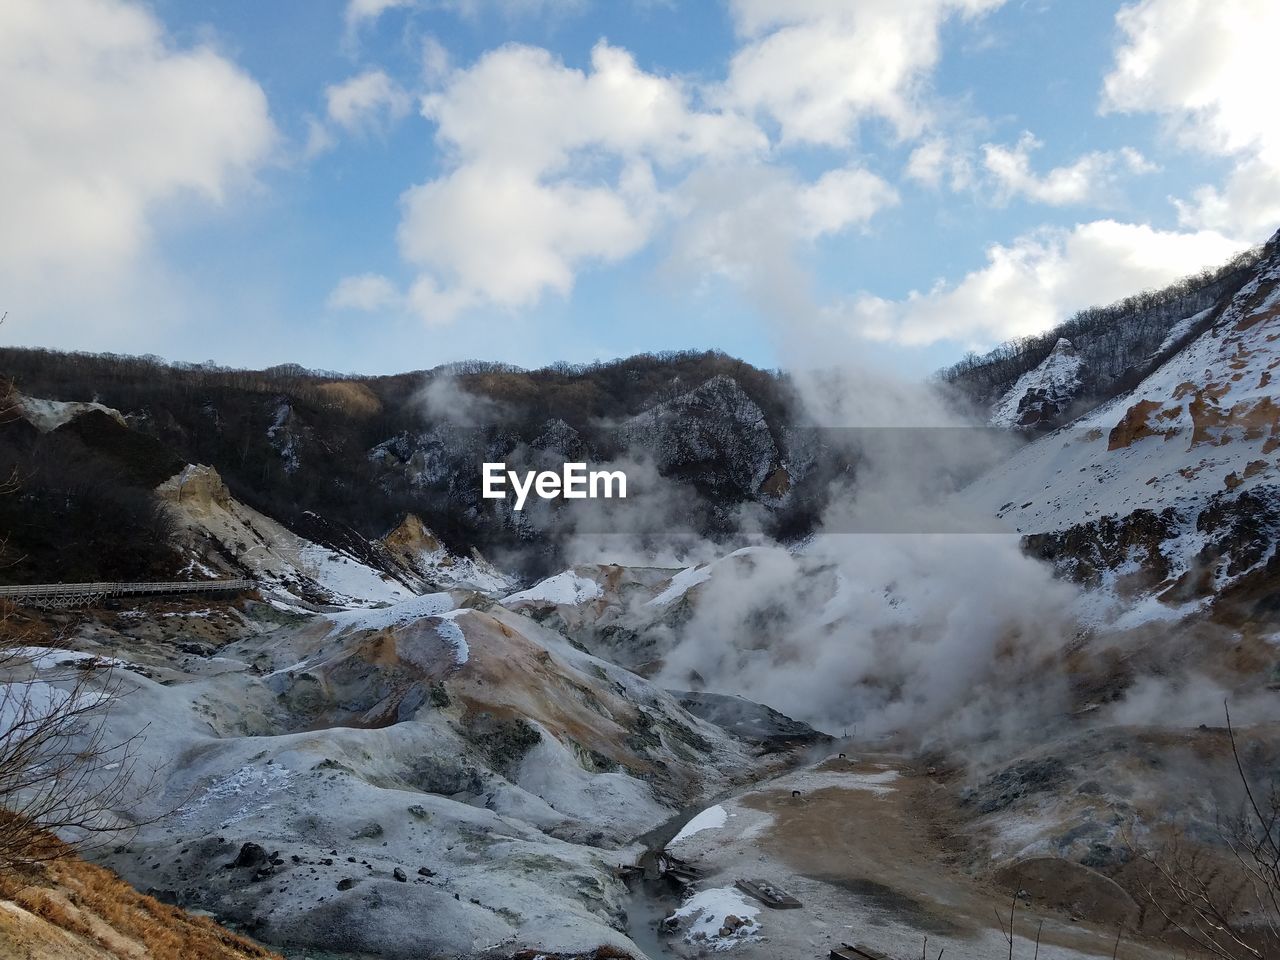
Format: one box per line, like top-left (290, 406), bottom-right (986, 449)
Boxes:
top-left (2, 0), bottom-right (1277, 378)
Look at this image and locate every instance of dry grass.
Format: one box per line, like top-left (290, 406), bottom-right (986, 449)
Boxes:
top-left (0, 832), bottom-right (280, 960)
top-left (314, 380), bottom-right (381, 417)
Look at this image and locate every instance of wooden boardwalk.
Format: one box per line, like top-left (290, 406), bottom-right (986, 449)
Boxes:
top-left (0, 579), bottom-right (254, 609)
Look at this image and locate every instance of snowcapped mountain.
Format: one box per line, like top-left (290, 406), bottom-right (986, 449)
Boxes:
top-left (942, 247), bottom-right (1262, 433)
top-left (961, 227), bottom-right (1280, 623)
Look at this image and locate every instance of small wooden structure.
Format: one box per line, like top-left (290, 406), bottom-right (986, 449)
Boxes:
top-left (831, 944), bottom-right (892, 960)
top-left (735, 878), bottom-right (802, 909)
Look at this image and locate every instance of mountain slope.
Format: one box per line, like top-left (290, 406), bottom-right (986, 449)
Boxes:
top-left (942, 246), bottom-right (1263, 431)
top-left (959, 227), bottom-right (1280, 625)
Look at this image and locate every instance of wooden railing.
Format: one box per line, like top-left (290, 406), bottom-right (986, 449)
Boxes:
top-left (0, 579), bottom-right (254, 609)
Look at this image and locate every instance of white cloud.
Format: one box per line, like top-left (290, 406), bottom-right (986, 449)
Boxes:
top-left (722, 0), bottom-right (1007, 146)
top-left (0, 0), bottom-right (275, 336)
top-left (399, 162), bottom-right (659, 321)
top-left (344, 0), bottom-right (414, 38)
top-left (326, 69), bottom-right (412, 134)
top-left (343, 0), bottom-right (584, 40)
top-left (841, 220), bottom-right (1246, 347)
top-left (335, 40), bottom-right (766, 322)
top-left (905, 136), bottom-right (975, 191)
top-left (668, 163), bottom-right (898, 321)
top-left (1102, 0), bottom-right (1280, 238)
top-left (797, 167), bottom-right (901, 239)
top-left (328, 273), bottom-right (401, 311)
top-left (982, 133), bottom-right (1155, 207)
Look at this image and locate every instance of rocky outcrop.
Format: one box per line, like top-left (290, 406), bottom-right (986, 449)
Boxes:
top-left (991, 338), bottom-right (1085, 429)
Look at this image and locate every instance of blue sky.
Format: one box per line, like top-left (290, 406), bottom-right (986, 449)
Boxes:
top-left (2, 0), bottom-right (1276, 377)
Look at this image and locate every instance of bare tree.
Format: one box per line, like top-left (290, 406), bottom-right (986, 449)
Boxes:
top-left (0, 641), bottom-right (153, 866)
top-left (1132, 704), bottom-right (1280, 959)
top-left (0, 376), bottom-right (158, 867)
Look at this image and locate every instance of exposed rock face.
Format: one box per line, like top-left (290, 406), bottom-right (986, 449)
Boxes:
top-left (382, 512), bottom-right (443, 558)
top-left (157, 463), bottom-right (234, 511)
top-left (16, 394), bottom-right (128, 433)
top-left (991, 338), bottom-right (1085, 429)
top-left (617, 375), bottom-right (784, 502)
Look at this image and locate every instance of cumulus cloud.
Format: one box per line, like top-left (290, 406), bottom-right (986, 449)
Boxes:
top-left (335, 40), bottom-right (767, 322)
top-left (722, 0), bottom-right (1007, 146)
top-left (0, 0), bottom-right (275, 340)
top-left (326, 69), bottom-right (412, 134)
top-left (1102, 0), bottom-right (1280, 238)
top-left (839, 220), bottom-right (1246, 347)
top-left (666, 163), bottom-right (898, 323)
top-left (982, 133), bottom-right (1155, 207)
top-left (329, 273), bottom-right (401, 311)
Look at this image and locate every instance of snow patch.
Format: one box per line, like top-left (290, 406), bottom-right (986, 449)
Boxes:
top-left (503, 571), bottom-right (602, 607)
top-left (647, 565), bottom-right (712, 607)
top-left (670, 804), bottom-right (728, 845)
top-left (433, 616), bottom-right (469, 666)
top-left (671, 886), bottom-right (761, 951)
top-left (17, 394), bottom-right (127, 432)
top-left (324, 592), bottom-right (456, 634)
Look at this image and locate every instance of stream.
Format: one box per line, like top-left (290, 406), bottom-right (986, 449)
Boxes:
top-left (618, 740), bottom-right (853, 958)
top-left (619, 803), bottom-right (706, 959)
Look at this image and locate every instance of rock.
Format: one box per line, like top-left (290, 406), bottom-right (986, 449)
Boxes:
top-left (417, 866), bottom-right (435, 877)
top-left (393, 867), bottom-right (407, 882)
top-left (336, 878), bottom-right (357, 891)
top-left (225, 842), bottom-right (267, 870)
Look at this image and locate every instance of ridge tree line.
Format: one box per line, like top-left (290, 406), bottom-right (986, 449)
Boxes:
top-left (0, 346), bottom-right (800, 574)
top-left (938, 247), bottom-right (1264, 411)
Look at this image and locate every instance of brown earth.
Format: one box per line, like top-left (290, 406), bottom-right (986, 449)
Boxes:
top-left (0, 838), bottom-right (279, 960)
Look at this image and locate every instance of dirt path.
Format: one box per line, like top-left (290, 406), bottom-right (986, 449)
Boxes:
top-left (655, 752), bottom-right (1180, 960)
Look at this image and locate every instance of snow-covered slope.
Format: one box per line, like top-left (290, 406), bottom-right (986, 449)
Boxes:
top-left (11, 587), bottom-right (766, 959)
top-left (960, 228), bottom-right (1280, 620)
top-left (157, 464), bottom-right (418, 607)
top-left (16, 394), bottom-right (127, 432)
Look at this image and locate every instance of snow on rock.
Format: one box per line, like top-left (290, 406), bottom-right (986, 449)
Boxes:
top-left (989, 338), bottom-right (1084, 428)
top-left (158, 464), bottom-right (418, 607)
top-left (324, 592), bottom-right (456, 634)
top-left (619, 375), bottom-right (781, 500)
top-left (266, 400), bottom-right (300, 474)
top-left (647, 564), bottom-right (713, 607)
top-left (9, 646), bottom-right (129, 671)
top-left (670, 886), bottom-right (761, 951)
top-left (296, 543), bottom-right (415, 605)
top-left (433, 615), bottom-right (469, 665)
top-left (670, 804), bottom-right (728, 845)
top-left (17, 394), bottom-right (127, 432)
top-left (381, 513), bottom-right (517, 596)
top-left (180, 761), bottom-right (298, 830)
top-left (503, 571), bottom-right (603, 607)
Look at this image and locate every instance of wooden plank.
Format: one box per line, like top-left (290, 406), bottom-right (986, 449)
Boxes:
top-left (734, 878), bottom-right (802, 909)
top-left (836, 943), bottom-right (893, 960)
